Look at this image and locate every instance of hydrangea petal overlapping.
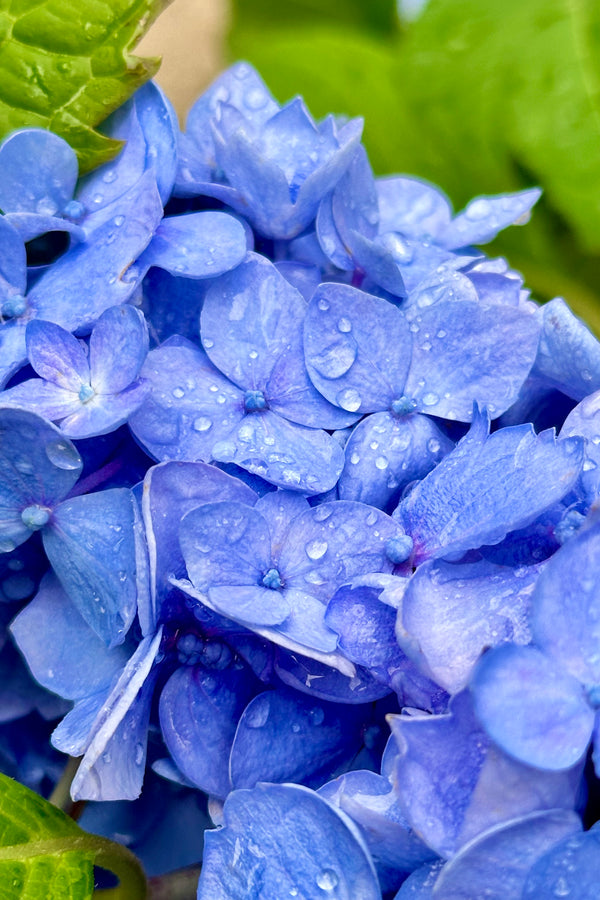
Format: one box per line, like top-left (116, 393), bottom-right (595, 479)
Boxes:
top-left (1, 62), bottom-right (600, 896)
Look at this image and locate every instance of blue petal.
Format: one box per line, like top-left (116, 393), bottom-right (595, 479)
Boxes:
top-left (128, 336), bottom-right (245, 462)
top-left (316, 192), bottom-right (354, 270)
top-left (159, 661), bottom-right (257, 798)
top-left (338, 411), bottom-right (453, 510)
top-left (70, 630), bottom-right (162, 801)
top-left (0, 409), bottom-right (82, 551)
top-left (398, 411), bottom-right (584, 563)
top-left (51, 693), bottom-right (106, 757)
top-left (26, 319), bottom-right (90, 390)
top-left (319, 770), bottom-right (436, 893)
top-left (0, 129), bottom-right (78, 215)
top-left (376, 176), bottom-right (452, 240)
top-left (42, 488), bottom-right (139, 647)
top-left (28, 171), bottom-right (163, 332)
top-left (89, 305), bottom-right (148, 394)
top-left (180, 500), bottom-right (272, 591)
top-left (393, 861), bottom-right (445, 899)
top-left (4, 212), bottom-right (85, 243)
top-left (523, 822), bottom-right (600, 899)
top-left (402, 559), bottom-right (538, 694)
top-left (196, 783), bottom-right (381, 900)
top-left (10, 573), bottom-right (130, 700)
top-left (403, 301), bottom-right (541, 420)
top-left (274, 649), bottom-right (390, 703)
top-left (210, 408), bottom-right (345, 494)
top-left (141, 461), bottom-right (257, 633)
top-left (138, 211), bottom-right (247, 279)
top-left (201, 253), bottom-right (307, 390)
top-left (470, 644), bottom-right (594, 770)
top-left (433, 810), bottom-right (581, 900)
top-left (0, 322), bottom-right (27, 389)
top-left (441, 188), bottom-right (542, 248)
top-left (230, 688), bottom-right (365, 791)
top-left (532, 297), bottom-right (600, 401)
top-left (530, 517), bottom-right (600, 686)
top-left (0, 379), bottom-right (82, 421)
top-left (0, 216), bottom-right (27, 295)
top-left (58, 380), bottom-right (150, 439)
top-left (304, 283), bottom-right (412, 413)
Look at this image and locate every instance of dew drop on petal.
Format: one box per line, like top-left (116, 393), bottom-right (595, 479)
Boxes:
top-left (245, 696), bottom-right (270, 729)
top-left (45, 440), bottom-right (81, 471)
top-left (309, 707), bottom-right (325, 726)
top-left (317, 298), bottom-right (330, 311)
top-left (193, 416), bottom-right (212, 432)
top-left (305, 539), bottom-right (328, 560)
top-left (135, 742), bottom-right (145, 766)
top-left (316, 869), bottom-right (339, 891)
top-left (421, 392), bottom-right (439, 407)
top-left (336, 388), bottom-right (361, 412)
top-left (337, 317), bottom-right (352, 333)
top-left (375, 456), bottom-right (389, 470)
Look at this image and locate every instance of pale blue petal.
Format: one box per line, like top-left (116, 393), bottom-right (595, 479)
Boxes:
top-left (89, 305), bottom-right (148, 394)
top-left (398, 412), bottom-right (584, 563)
top-left (26, 319), bottom-right (90, 390)
top-left (0, 322), bottom-right (27, 389)
top-left (138, 211), bottom-right (247, 279)
top-left (274, 649), bottom-right (390, 704)
top-left (58, 380), bottom-right (150, 439)
top-left (4, 212), bottom-right (84, 243)
top-left (404, 301), bottom-right (541, 420)
top-left (523, 822), bottom-right (600, 899)
top-left (433, 810), bottom-right (581, 900)
top-left (376, 176), bottom-right (452, 240)
top-left (42, 488), bottom-right (139, 647)
top-left (0, 216), bottom-right (27, 293)
top-left (304, 283), bottom-right (412, 413)
top-left (51, 693), bottom-right (106, 757)
top-left (532, 297), bottom-right (600, 401)
top-left (0, 379), bottom-right (82, 420)
top-left (0, 129), bottom-right (78, 215)
top-left (196, 783), bottom-right (381, 900)
top-left (442, 189), bottom-right (542, 249)
top-left (10, 573), bottom-right (130, 700)
top-left (470, 644), bottom-right (594, 770)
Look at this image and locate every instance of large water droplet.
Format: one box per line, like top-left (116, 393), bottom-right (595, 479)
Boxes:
top-left (305, 539), bottom-right (328, 560)
top-left (193, 416), bottom-right (212, 432)
top-left (421, 392), bottom-right (439, 407)
top-left (465, 197), bottom-right (492, 221)
top-left (336, 388), bottom-right (361, 412)
top-left (337, 317), bottom-right (352, 333)
top-left (45, 440), bottom-right (81, 471)
top-left (316, 869), bottom-right (339, 891)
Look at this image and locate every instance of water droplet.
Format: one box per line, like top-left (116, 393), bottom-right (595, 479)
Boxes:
top-left (427, 438), bottom-right (441, 454)
top-left (245, 88), bottom-right (268, 110)
top-left (245, 696), bottom-right (270, 729)
top-left (172, 387), bottom-right (185, 399)
top-left (421, 392), bottom-right (439, 407)
top-left (313, 506), bottom-right (332, 522)
top-left (113, 214), bottom-right (125, 226)
top-left (336, 388), bottom-right (361, 412)
top-left (316, 869), bottom-right (339, 891)
top-left (306, 539), bottom-right (328, 560)
top-left (193, 416), bottom-right (212, 432)
top-left (350, 452), bottom-right (360, 464)
top-left (45, 440), bottom-right (81, 471)
top-left (421, 341), bottom-right (432, 351)
top-left (375, 456), bottom-right (389, 470)
top-left (102, 169), bottom-right (117, 184)
top-left (365, 511), bottom-right (378, 526)
top-left (203, 338), bottom-right (214, 349)
top-left (317, 298), bottom-right (330, 311)
top-left (337, 317), bottom-right (352, 333)
top-left (249, 349), bottom-right (259, 359)
top-left (309, 707), bottom-right (325, 725)
top-left (291, 723), bottom-right (301, 733)
top-left (465, 197), bottom-right (492, 221)
top-left (135, 742), bottom-right (145, 766)
top-left (14, 458), bottom-right (34, 475)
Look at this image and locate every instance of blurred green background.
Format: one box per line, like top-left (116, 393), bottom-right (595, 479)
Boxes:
top-left (143, 0), bottom-right (600, 332)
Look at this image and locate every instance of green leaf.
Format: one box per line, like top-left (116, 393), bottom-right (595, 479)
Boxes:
top-left (0, 0), bottom-right (172, 173)
top-left (0, 773), bottom-right (147, 899)
top-left (229, 0), bottom-right (600, 332)
top-left (233, 0), bottom-right (398, 36)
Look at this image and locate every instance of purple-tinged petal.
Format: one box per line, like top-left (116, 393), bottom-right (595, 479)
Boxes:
top-left (0, 322), bottom-right (27, 390)
top-left (180, 500), bottom-right (272, 592)
top-left (532, 297), bottom-right (600, 401)
top-left (275, 648), bottom-right (389, 703)
top-left (561, 389), bottom-right (600, 504)
top-left (404, 301), bottom-right (541, 420)
top-left (208, 584), bottom-right (291, 628)
top-left (0, 379), bottom-right (82, 421)
top-left (523, 822), bottom-right (600, 899)
top-left (316, 192), bottom-right (354, 270)
top-left (201, 253), bottom-right (306, 390)
top-left (304, 283), bottom-right (412, 413)
top-left (281, 501), bottom-right (402, 602)
top-left (0, 129), bottom-right (78, 215)
top-left (255, 490), bottom-right (310, 555)
top-left (0, 217), bottom-right (27, 295)
top-left (128, 336), bottom-right (245, 462)
top-left (10, 573), bottom-right (129, 700)
top-left (138, 211), bottom-right (247, 279)
top-left (4, 213), bottom-right (85, 243)
top-left (470, 644), bottom-right (594, 770)
top-left (402, 559), bottom-right (538, 694)
top-left (376, 176), bottom-right (452, 241)
top-left (28, 171), bottom-right (163, 332)
top-left (275, 260), bottom-right (322, 302)
top-left (230, 688), bottom-right (365, 790)
top-left (0, 409), bottom-right (82, 551)
top-left (210, 408), bottom-right (345, 494)
top-left (159, 661), bottom-right (257, 798)
top-left (320, 770), bottom-right (437, 893)
top-left (58, 380), bottom-right (150, 439)
top-left (89, 305), bottom-right (148, 394)
top-left (42, 488), bottom-right (139, 647)
top-left (339, 411), bottom-right (453, 510)
top-left (141, 461), bottom-right (257, 633)
top-left (432, 810), bottom-right (581, 900)
top-left (274, 586), bottom-right (338, 652)
top-left (530, 517), bottom-right (600, 686)
top-left (442, 189), bottom-right (542, 249)
top-left (26, 319), bottom-right (90, 390)
top-left (70, 630), bottom-right (162, 801)
top-left (52, 693), bottom-right (106, 757)
top-left (390, 692), bottom-right (582, 860)
top-left (196, 783), bottom-right (381, 900)
top-left (394, 861), bottom-right (444, 899)
top-left (398, 411), bottom-right (584, 564)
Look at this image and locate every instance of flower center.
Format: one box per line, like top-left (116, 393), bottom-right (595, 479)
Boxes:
top-left (262, 567), bottom-right (283, 590)
top-left (21, 504), bottom-right (51, 531)
top-left (78, 383), bottom-right (95, 404)
top-left (244, 389), bottom-right (268, 412)
top-left (1, 295), bottom-right (27, 319)
top-left (390, 396), bottom-right (417, 417)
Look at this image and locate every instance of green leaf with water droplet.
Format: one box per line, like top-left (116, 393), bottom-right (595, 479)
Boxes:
top-left (0, 772), bottom-right (147, 899)
top-left (0, 0), bottom-right (172, 173)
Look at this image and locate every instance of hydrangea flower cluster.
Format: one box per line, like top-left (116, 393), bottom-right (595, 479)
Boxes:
top-left (1, 62), bottom-right (600, 897)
